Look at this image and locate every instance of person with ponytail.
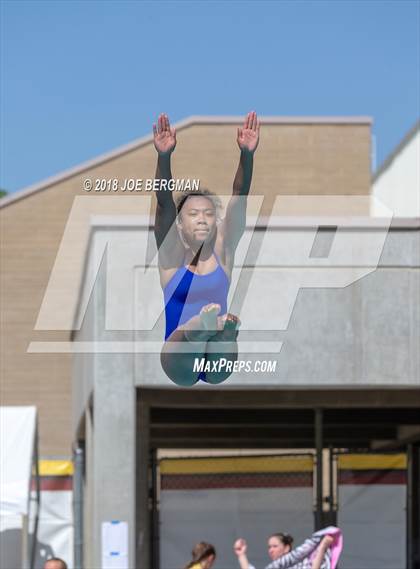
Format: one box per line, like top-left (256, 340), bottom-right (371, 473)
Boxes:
top-left (184, 541), bottom-right (216, 569)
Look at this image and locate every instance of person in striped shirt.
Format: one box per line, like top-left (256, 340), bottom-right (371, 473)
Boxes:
top-left (234, 528), bottom-right (337, 569)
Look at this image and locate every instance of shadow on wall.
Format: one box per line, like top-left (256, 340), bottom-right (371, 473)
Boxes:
top-left (0, 529), bottom-right (23, 569)
top-left (31, 537), bottom-right (56, 569)
top-left (0, 529), bottom-right (57, 569)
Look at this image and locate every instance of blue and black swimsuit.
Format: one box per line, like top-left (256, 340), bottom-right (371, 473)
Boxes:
top-left (163, 253), bottom-right (229, 340)
top-left (163, 253), bottom-right (229, 382)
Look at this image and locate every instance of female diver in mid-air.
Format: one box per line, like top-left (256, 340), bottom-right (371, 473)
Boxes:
top-left (152, 111), bottom-right (260, 386)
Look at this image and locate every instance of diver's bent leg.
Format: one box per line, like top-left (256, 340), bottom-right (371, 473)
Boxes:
top-left (161, 306), bottom-right (233, 386)
top-left (204, 314), bottom-right (240, 384)
top-left (160, 337), bottom-right (205, 387)
top-left (161, 306), bottom-right (220, 386)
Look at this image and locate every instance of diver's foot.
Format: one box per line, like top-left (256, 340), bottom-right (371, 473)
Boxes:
top-left (214, 313), bottom-right (241, 342)
top-left (183, 304), bottom-right (221, 342)
top-left (200, 303), bottom-right (222, 332)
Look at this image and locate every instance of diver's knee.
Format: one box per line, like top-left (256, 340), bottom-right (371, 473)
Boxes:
top-left (160, 352), bottom-right (197, 387)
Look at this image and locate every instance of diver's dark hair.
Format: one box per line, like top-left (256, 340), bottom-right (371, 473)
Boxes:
top-left (270, 533), bottom-right (294, 548)
top-left (175, 189), bottom-right (222, 220)
top-left (184, 542), bottom-right (216, 569)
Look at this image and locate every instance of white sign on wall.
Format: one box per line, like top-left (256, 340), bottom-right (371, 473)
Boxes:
top-left (101, 521), bottom-right (128, 569)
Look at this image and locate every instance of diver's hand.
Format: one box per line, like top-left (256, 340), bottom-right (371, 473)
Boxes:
top-left (237, 111), bottom-right (260, 154)
top-left (153, 113), bottom-right (176, 155)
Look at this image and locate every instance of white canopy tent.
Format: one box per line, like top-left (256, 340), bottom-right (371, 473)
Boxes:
top-left (0, 406), bottom-right (40, 569)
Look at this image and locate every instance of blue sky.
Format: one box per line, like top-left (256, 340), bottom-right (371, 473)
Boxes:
top-left (1, 0), bottom-right (419, 193)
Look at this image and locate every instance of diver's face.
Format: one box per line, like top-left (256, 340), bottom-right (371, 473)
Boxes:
top-left (178, 196), bottom-right (217, 246)
top-left (267, 537), bottom-right (290, 560)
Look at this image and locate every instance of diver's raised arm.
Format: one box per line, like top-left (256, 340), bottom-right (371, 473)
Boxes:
top-left (220, 111), bottom-right (260, 252)
top-left (152, 114), bottom-right (180, 253)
